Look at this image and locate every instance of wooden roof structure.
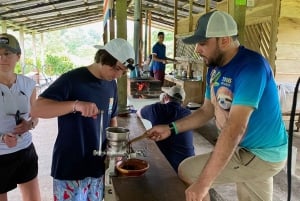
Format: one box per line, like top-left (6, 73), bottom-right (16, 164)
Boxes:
top-left (0, 0), bottom-right (223, 33)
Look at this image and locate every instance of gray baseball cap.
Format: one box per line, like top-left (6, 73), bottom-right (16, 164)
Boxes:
top-left (0, 33), bottom-right (21, 54)
top-left (183, 11), bottom-right (238, 44)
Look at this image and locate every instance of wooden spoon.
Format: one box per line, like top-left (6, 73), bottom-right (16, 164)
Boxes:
top-left (127, 131), bottom-right (149, 145)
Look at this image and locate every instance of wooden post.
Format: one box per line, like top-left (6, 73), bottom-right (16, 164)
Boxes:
top-left (109, 1), bottom-right (115, 40)
top-left (144, 10), bottom-right (149, 61)
top-left (116, 0), bottom-right (129, 112)
top-left (188, 0), bottom-right (193, 32)
top-left (1, 20), bottom-right (7, 33)
top-left (173, 0), bottom-right (178, 58)
top-left (19, 28), bottom-right (25, 75)
top-left (269, 0), bottom-right (281, 74)
top-left (148, 11), bottom-right (152, 56)
top-left (228, 0), bottom-right (246, 45)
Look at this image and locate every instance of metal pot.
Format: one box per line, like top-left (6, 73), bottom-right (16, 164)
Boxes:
top-left (106, 127), bottom-right (130, 142)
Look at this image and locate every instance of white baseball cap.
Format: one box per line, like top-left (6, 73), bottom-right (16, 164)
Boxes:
top-left (166, 86), bottom-right (186, 101)
top-left (95, 38), bottom-right (135, 70)
top-left (183, 11), bottom-right (238, 44)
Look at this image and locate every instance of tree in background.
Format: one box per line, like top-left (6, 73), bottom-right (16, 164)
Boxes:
top-left (12, 21), bottom-right (174, 76)
top-left (45, 55), bottom-right (74, 76)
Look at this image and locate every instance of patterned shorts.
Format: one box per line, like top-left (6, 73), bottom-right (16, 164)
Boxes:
top-left (53, 176), bottom-right (104, 201)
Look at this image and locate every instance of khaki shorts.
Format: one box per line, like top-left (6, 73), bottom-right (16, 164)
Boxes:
top-left (178, 148), bottom-right (286, 201)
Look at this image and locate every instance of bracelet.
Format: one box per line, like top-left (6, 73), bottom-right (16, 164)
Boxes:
top-left (168, 122), bottom-right (179, 135)
top-left (72, 100), bottom-right (79, 113)
top-left (31, 120), bottom-right (35, 130)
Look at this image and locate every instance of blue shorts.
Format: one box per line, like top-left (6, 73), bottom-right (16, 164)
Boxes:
top-left (0, 143), bottom-right (38, 193)
top-left (53, 176), bottom-right (104, 201)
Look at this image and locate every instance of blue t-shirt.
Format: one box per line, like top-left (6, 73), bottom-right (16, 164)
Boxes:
top-left (40, 67), bottom-right (118, 180)
top-left (152, 42), bottom-right (166, 71)
top-left (205, 46), bottom-right (287, 162)
top-left (140, 102), bottom-right (195, 172)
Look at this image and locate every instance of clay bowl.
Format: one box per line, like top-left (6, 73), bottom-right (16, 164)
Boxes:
top-left (116, 158), bottom-right (149, 177)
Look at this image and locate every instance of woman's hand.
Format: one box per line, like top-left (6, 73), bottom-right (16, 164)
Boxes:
top-left (2, 133), bottom-right (18, 148)
top-left (13, 119), bottom-right (32, 135)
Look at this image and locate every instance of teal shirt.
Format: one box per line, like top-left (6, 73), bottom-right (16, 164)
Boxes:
top-left (205, 46), bottom-right (288, 162)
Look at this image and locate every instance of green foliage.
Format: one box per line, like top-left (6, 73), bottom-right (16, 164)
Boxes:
top-left (14, 63), bottom-right (22, 74)
top-left (45, 54), bottom-right (74, 75)
top-left (14, 58), bottom-right (41, 74)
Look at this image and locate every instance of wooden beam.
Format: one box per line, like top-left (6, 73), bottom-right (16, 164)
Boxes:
top-left (3, 2), bottom-right (102, 20)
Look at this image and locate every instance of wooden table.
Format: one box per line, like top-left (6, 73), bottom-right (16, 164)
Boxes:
top-left (112, 114), bottom-right (186, 201)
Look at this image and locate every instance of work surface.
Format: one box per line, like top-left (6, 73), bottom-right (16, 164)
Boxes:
top-left (113, 114), bottom-right (186, 201)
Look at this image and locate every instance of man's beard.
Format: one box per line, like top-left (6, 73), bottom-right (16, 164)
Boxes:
top-left (206, 44), bottom-right (225, 67)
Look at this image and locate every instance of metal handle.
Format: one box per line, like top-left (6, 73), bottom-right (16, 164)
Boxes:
top-left (93, 110), bottom-right (104, 156)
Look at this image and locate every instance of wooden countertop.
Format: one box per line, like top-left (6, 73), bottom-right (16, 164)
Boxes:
top-left (113, 114), bottom-right (186, 201)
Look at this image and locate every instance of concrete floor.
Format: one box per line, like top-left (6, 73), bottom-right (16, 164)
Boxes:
top-left (7, 96), bottom-right (300, 201)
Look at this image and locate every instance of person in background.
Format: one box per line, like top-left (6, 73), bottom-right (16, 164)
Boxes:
top-left (151, 32), bottom-right (176, 85)
top-left (0, 33), bottom-right (40, 201)
top-left (147, 11), bottom-right (287, 201)
top-left (142, 54), bottom-right (154, 77)
top-left (137, 86), bottom-right (195, 172)
top-left (31, 38), bottom-right (135, 201)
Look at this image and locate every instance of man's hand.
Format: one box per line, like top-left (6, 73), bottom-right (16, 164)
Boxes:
top-left (185, 181), bottom-right (210, 201)
top-left (147, 124), bottom-right (171, 141)
top-left (73, 101), bottom-right (99, 119)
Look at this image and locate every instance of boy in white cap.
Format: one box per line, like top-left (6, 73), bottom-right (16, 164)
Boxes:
top-left (147, 11), bottom-right (287, 201)
top-left (0, 33), bottom-right (41, 201)
top-left (31, 38), bottom-right (135, 201)
top-left (137, 86), bottom-right (195, 173)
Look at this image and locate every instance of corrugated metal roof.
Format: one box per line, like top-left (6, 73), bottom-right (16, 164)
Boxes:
top-left (0, 0), bottom-right (222, 33)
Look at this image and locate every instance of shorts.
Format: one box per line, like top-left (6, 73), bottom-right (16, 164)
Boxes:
top-left (53, 176), bottom-right (104, 201)
top-left (178, 147), bottom-right (286, 201)
top-left (153, 70), bottom-right (165, 85)
top-left (0, 143), bottom-right (38, 194)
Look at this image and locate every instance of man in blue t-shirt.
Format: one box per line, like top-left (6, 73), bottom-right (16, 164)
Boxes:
top-left (151, 32), bottom-right (176, 85)
top-left (31, 38), bottom-right (135, 201)
top-left (147, 11), bottom-right (287, 201)
top-left (137, 86), bottom-right (195, 172)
